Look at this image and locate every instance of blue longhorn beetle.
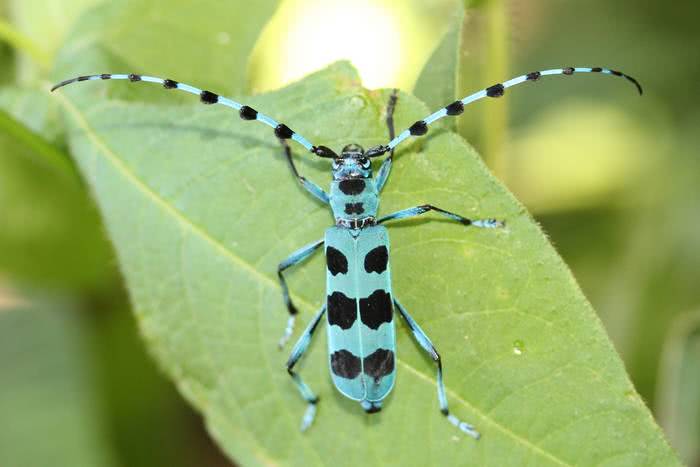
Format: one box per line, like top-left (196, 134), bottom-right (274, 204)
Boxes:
top-left (53, 66), bottom-right (641, 439)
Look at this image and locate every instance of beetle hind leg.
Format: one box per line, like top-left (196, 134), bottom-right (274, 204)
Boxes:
top-left (394, 298), bottom-right (480, 440)
top-left (287, 305), bottom-right (326, 431)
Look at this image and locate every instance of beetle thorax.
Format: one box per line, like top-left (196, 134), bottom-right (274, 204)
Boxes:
top-left (331, 143), bottom-right (372, 180)
top-left (329, 143), bottom-right (379, 228)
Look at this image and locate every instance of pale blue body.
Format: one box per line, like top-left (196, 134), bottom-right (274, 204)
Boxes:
top-left (323, 160), bottom-right (396, 406)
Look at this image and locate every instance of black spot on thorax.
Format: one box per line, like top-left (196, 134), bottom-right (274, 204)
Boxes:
top-left (338, 179), bottom-right (366, 195)
top-left (344, 203), bottom-right (364, 215)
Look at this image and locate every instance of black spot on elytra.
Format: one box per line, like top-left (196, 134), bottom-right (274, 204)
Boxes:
top-left (239, 105), bottom-right (257, 120)
top-left (200, 90), bottom-right (218, 104)
top-left (328, 291), bottom-right (357, 329)
top-left (331, 350), bottom-right (361, 379)
top-left (128, 74), bottom-right (141, 82)
top-left (326, 246), bottom-right (348, 276)
top-left (163, 79), bottom-right (178, 89)
top-left (445, 101), bottom-right (464, 116)
top-left (364, 246), bottom-right (388, 274)
top-left (359, 290), bottom-right (392, 330)
top-left (526, 71), bottom-right (541, 81)
top-left (486, 83), bottom-right (505, 97)
top-left (274, 123), bottom-right (294, 139)
top-left (344, 203), bottom-right (365, 215)
top-left (363, 349), bottom-right (395, 382)
top-left (338, 179), bottom-right (365, 195)
top-left (408, 120), bottom-right (428, 136)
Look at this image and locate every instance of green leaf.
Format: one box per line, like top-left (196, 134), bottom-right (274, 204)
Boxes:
top-left (657, 310), bottom-right (700, 466)
top-left (0, 102), bottom-right (112, 287)
top-left (0, 303), bottom-right (117, 467)
top-left (413, 1), bottom-right (464, 123)
top-left (56, 61), bottom-right (678, 466)
top-left (53, 0), bottom-right (281, 96)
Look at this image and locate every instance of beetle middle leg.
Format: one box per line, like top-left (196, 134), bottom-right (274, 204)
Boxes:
top-left (277, 238), bottom-right (324, 348)
top-left (378, 204), bottom-right (504, 229)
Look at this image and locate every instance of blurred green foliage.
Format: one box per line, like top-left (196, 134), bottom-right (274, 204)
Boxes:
top-left (0, 301), bottom-right (117, 467)
top-left (0, 105), bottom-right (112, 287)
top-left (657, 311), bottom-right (700, 466)
top-left (0, 0), bottom-right (697, 465)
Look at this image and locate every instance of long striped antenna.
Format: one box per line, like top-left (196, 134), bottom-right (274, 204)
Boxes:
top-left (365, 67), bottom-right (642, 157)
top-left (51, 73), bottom-right (340, 158)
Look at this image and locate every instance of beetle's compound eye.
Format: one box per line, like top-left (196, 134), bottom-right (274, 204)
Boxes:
top-left (359, 158), bottom-right (370, 169)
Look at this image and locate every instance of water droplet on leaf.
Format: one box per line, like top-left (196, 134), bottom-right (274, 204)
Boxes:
top-left (513, 340), bottom-right (525, 355)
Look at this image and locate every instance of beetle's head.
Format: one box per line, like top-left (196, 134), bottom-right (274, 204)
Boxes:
top-left (331, 143), bottom-right (371, 180)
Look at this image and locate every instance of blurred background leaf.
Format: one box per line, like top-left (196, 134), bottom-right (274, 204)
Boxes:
top-left (413, 0), bottom-right (464, 122)
top-left (657, 310), bottom-right (700, 467)
top-left (54, 0), bottom-right (282, 99)
top-left (6, 0), bottom-right (99, 79)
top-left (89, 293), bottom-right (233, 467)
top-left (0, 106), bottom-right (112, 287)
top-left (0, 301), bottom-right (118, 467)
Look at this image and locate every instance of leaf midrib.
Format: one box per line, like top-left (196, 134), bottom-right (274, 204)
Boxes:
top-left (57, 93), bottom-right (573, 467)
